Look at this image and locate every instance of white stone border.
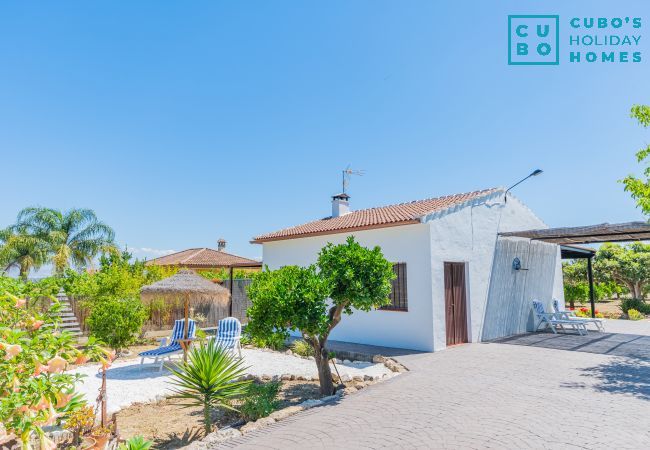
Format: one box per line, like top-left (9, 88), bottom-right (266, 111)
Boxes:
top-left (181, 354), bottom-right (408, 449)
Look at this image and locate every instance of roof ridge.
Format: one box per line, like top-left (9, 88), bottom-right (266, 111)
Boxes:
top-left (207, 248), bottom-right (259, 262)
top-left (253, 187), bottom-right (502, 243)
top-left (148, 248), bottom-right (199, 262)
top-left (180, 248), bottom-right (206, 264)
top-left (355, 188), bottom-right (501, 213)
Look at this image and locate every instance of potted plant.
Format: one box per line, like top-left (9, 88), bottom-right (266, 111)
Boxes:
top-left (90, 424), bottom-right (114, 449)
top-left (63, 405), bottom-right (96, 448)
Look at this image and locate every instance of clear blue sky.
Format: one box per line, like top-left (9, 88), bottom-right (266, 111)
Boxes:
top-left (1, 1), bottom-right (649, 262)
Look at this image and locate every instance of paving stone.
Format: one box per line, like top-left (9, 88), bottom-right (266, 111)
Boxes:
top-left (211, 324), bottom-right (650, 449)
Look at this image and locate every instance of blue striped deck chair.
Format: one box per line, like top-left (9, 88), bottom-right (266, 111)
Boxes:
top-left (139, 319), bottom-right (196, 371)
top-left (210, 317), bottom-right (242, 358)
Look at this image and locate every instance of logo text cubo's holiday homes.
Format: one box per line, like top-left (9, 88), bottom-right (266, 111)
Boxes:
top-left (508, 15), bottom-right (643, 65)
top-left (508, 15), bottom-right (559, 65)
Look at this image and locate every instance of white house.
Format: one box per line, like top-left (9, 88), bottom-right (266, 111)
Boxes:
top-left (252, 188), bottom-right (564, 352)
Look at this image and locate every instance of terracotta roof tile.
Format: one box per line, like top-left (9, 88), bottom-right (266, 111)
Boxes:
top-left (146, 248), bottom-right (261, 268)
top-left (253, 188), bottom-right (501, 243)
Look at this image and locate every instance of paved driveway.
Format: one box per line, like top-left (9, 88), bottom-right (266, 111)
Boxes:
top-left (218, 321), bottom-right (650, 449)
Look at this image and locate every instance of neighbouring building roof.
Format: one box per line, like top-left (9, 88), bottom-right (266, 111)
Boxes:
top-left (252, 188), bottom-right (501, 243)
top-left (146, 248), bottom-right (262, 268)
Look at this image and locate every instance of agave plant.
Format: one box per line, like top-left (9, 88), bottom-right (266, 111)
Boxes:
top-left (168, 343), bottom-right (251, 434)
top-left (118, 436), bottom-right (153, 450)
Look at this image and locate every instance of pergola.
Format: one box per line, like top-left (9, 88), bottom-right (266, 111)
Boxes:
top-left (500, 221), bottom-right (650, 318)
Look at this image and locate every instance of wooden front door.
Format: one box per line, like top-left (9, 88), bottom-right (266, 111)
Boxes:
top-left (444, 262), bottom-right (468, 346)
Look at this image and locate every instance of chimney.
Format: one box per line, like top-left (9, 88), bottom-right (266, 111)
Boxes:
top-left (331, 193), bottom-right (351, 218)
top-left (217, 238), bottom-right (226, 252)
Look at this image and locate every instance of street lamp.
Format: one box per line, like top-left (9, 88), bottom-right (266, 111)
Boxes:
top-left (504, 169), bottom-right (543, 202)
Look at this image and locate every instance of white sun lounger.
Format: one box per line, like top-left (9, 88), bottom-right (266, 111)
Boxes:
top-left (552, 299), bottom-right (605, 332)
top-left (532, 300), bottom-right (588, 336)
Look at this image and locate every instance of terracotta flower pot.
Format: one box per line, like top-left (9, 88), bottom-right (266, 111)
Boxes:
top-left (80, 436), bottom-right (96, 449)
top-left (91, 434), bottom-right (110, 449)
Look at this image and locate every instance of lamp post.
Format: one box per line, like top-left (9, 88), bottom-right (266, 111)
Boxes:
top-left (504, 169), bottom-right (543, 202)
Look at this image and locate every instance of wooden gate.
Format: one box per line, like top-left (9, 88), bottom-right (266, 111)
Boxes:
top-left (444, 262), bottom-right (468, 346)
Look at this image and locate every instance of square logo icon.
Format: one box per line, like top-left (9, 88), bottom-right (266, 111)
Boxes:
top-left (508, 15), bottom-right (559, 65)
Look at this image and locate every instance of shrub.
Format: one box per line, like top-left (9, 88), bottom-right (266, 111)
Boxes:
top-left (0, 289), bottom-right (106, 449)
top-left (64, 405), bottom-right (95, 445)
top-left (252, 333), bottom-right (286, 351)
top-left (169, 343), bottom-right (251, 434)
top-left (620, 298), bottom-right (650, 315)
top-left (118, 435), bottom-right (153, 450)
top-left (239, 381), bottom-right (281, 422)
top-left (86, 297), bottom-right (147, 353)
top-left (291, 339), bottom-right (314, 357)
top-left (627, 308), bottom-right (645, 320)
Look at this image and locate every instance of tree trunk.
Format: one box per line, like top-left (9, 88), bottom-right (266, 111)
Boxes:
top-left (203, 401), bottom-right (212, 434)
top-left (313, 343), bottom-right (335, 396)
top-left (569, 299), bottom-right (575, 309)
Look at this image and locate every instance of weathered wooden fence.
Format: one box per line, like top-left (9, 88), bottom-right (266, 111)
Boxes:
top-left (223, 279), bottom-right (253, 324)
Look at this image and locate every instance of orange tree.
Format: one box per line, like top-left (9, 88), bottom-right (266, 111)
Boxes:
top-left (0, 288), bottom-right (109, 449)
top-left (247, 237), bottom-right (394, 395)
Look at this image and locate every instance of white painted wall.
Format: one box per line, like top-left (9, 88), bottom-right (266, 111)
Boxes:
top-left (259, 190), bottom-right (563, 352)
top-left (261, 224), bottom-right (435, 351)
top-left (481, 238), bottom-right (561, 341)
top-left (424, 191), bottom-right (550, 350)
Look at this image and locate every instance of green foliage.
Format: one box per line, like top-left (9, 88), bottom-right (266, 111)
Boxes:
top-left (563, 283), bottom-right (589, 305)
top-left (118, 436), bottom-right (154, 450)
top-left (11, 207), bottom-right (116, 275)
top-left (169, 343), bottom-right (251, 434)
top-left (594, 242), bottom-right (650, 299)
top-left (238, 381), bottom-right (281, 422)
top-left (198, 269), bottom-right (254, 281)
top-left (562, 259), bottom-right (626, 305)
top-left (247, 237), bottom-right (395, 395)
top-left (620, 298), bottom-right (650, 315)
top-left (627, 308), bottom-right (645, 320)
top-left (290, 339), bottom-right (314, 357)
top-left (621, 104), bottom-right (650, 215)
top-left (247, 265), bottom-right (332, 341)
top-left (63, 405), bottom-right (95, 444)
top-left (318, 236), bottom-right (395, 315)
top-left (252, 334), bottom-right (286, 351)
top-left (0, 228), bottom-right (50, 280)
top-left (64, 250), bottom-right (173, 301)
top-left (0, 287), bottom-right (107, 448)
top-left (86, 297), bottom-right (147, 352)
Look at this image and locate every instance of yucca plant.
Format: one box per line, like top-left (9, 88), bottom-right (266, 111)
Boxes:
top-left (168, 343), bottom-right (251, 434)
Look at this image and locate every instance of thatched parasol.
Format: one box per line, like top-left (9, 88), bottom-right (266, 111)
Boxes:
top-left (140, 269), bottom-right (230, 360)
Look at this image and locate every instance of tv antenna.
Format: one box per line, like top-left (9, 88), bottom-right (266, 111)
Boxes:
top-left (342, 165), bottom-right (365, 194)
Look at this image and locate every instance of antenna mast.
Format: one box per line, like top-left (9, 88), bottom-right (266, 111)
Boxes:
top-left (342, 166), bottom-right (365, 194)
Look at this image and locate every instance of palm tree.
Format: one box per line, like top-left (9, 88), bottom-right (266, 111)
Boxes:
top-left (13, 207), bottom-right (116, 274)
top-left (0, 228), bottom-right (49, 279)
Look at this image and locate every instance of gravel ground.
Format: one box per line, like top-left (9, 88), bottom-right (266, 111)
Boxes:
top-left (73, 348), bottom-right (394, 414)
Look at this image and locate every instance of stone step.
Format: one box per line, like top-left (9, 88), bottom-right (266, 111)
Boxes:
top-left (60, 312), bottom-right (77, 318)
top-left (62, 326), bottom-right (82, 333)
